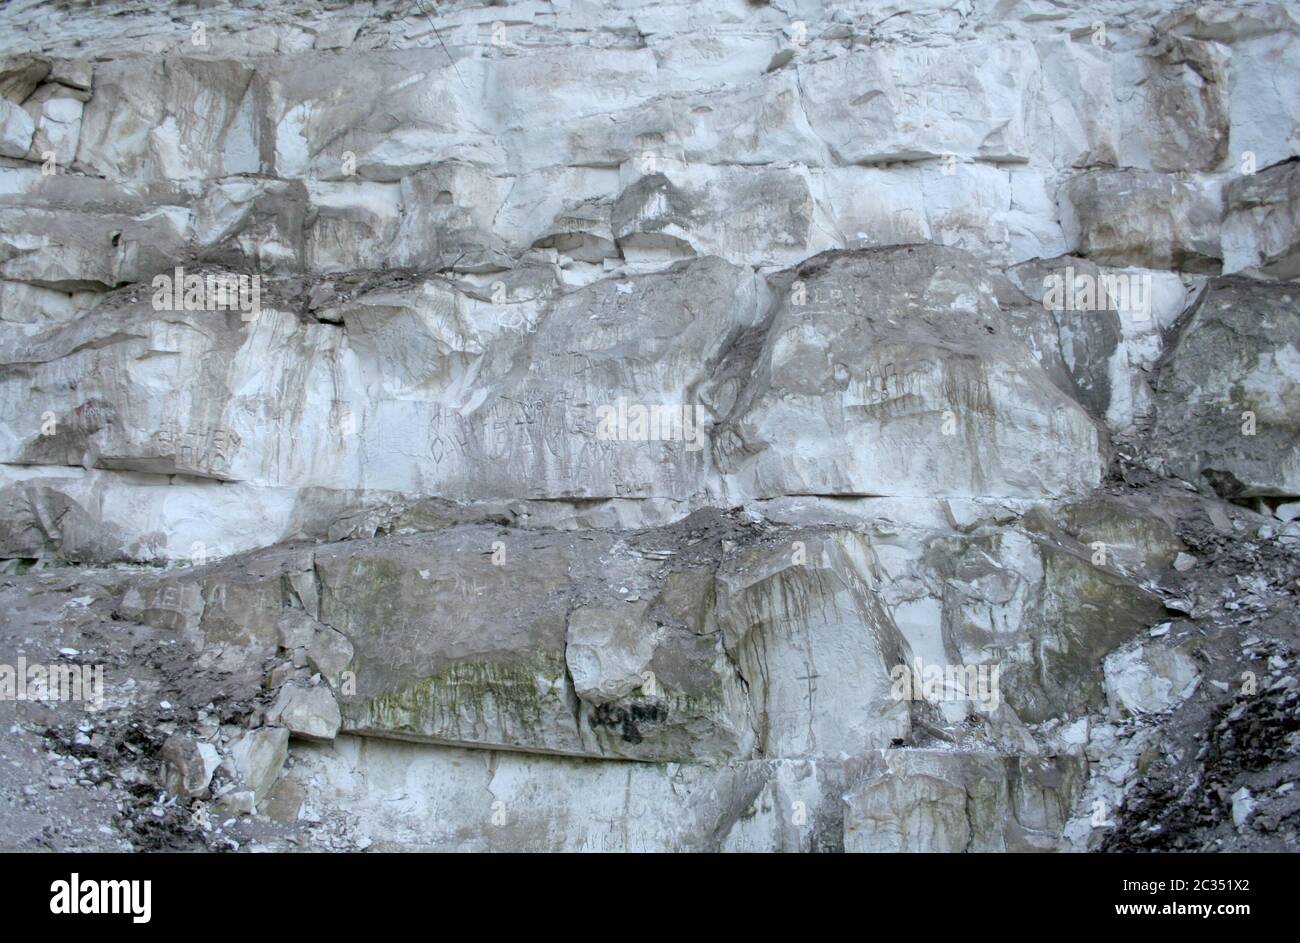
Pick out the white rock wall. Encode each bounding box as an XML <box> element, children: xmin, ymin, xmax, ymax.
<box><xmin>1</xmin><ymin>0</ymin><xmax>1298</xmax><ymax>853</ymax></box>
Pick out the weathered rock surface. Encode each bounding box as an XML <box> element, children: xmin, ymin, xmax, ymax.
<box><xmin>715</xmin><ymin>247</ymin><xmax>1108</xmax><ymax>501</ymax></box>
<box><xmin>267</xmin><ymin>683</ymin><xmax>341</xmax><ymax>742</ymax></box>
<box><xmin>843</xmin><ymin>751</ymin><xmax>1087</xmax><ymax>853</ymax></box>
<box><xmin>1223</xmin><ymin>159</ymin><xmax>1300</xmax><ymax>279</ymax></box>
<box><xmin>1</xmin><ymin>0</ymin><xmax>1298</xmax><ymax>855</ymax></box>
<box><xmin>1004</xmin><ymin>256</ymin><xmax>1197</xmax><ymax>435</ymax></box>
<box><xmin>1152</xmin><ymin>278</ymin><xmax>1300</xmax><ymax>499</ymax></box>
<box><xmin>160</xmin><ymin>735</ymin><xmax>221</xmax><ymax>800</ymax></box>
<box><xmin>922</xmin><ymin>508</ymin><xmax>1170</xmax><ymax>723</ymax></box>
<box><xmin>1103</xmin><ymin>641</ymin><xmax>1200</xmax><ymax>718</ymax></box>
<box><xmin>1062</xmin><ymin>170</ymin><xmax>1223</xmax><ymax>273</ymax></box>
<box><xmin>224</xmin><ymin>726</ymin><xmax>289</xmax><ymax>802</ymax></box>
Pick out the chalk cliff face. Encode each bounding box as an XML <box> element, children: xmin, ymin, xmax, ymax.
<box><xmin>0</xmin><ymin>0</ymin><xmax>1298</xmax><ymax>853</ymax></box>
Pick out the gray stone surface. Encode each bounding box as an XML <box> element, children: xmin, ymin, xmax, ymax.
<box><xmin>1152</xmin><ymin>278</ymin><xmax>1300</xmax><ymax>498</ymax></box>
<box><xmin>0</xmin><ymin>0</ymin><xmax>1297</xmax><ymax>855</ymax></box>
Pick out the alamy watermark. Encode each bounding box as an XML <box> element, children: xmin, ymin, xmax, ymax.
<box><xmin>889</xmin><ymin>657</ymin><xmax>1001</xmax><ymax>713</ymax></box>
<box><xmin>594</xmin><ymin>398</ymin><xmax>707</xmax><ymax>452</ymax></box>
<box><xmin>50</xmin><ymin>873</ymin><xmax>151</xmax><ymax>923</ymax></box>
<box><xmin>1041</xmin><ymin>266</ymin><xmax>1152</xmax><ymax>321</ymax></box>
<box><xmin>0</xmin><ymin>657</ymin><xmax>104</xmax><ymax>710</ymax></box>
<box><xmin>152</xmin><ymin>266</ymin><xmax>263</xmax><ymax>321</ymax></box>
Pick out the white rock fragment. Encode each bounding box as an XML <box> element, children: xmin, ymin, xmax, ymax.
<box><xmin>266</xmin><ymin>683</ymin><xmax>341</xmax><ymax>741</ymax></box>
<box><xmin>160</xmin><ymin>736</ymin><xmax>221</xmax><ymax>800</ymax></box>
<box><xmin>214</xmin><ymin>790</ymin><xmax>257</xmax><ymax>816</ymax></box>
<box><xmin>0</xmin><ymin>99</ymin><xmax>34</xmax><ymax>158</ymax></box>
<box><xmin>1231</xmin><ymin>787</ymin><xmax>1256</xmax><ymax>829</ymax></box>
<box><xmin>225</xmin><ymin>726</ymin><xmax>290</xmax><ymax>800</ymax></box>
<box><xmin>1103</xmin><ymin>643</ymin><xmax>1199</xmax><ymax>718</ymax></box>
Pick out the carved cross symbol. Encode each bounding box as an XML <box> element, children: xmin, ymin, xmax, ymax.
<box><xmin>795</xmin><ymin>670</ymin><xmax>820</xmax><ymax>714</ymax></box>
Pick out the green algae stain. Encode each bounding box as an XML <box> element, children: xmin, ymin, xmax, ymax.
<box><xmin>347</xmin><ymin>654</ymin><xmax>570</xmax><ymax>747</ymax></box>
